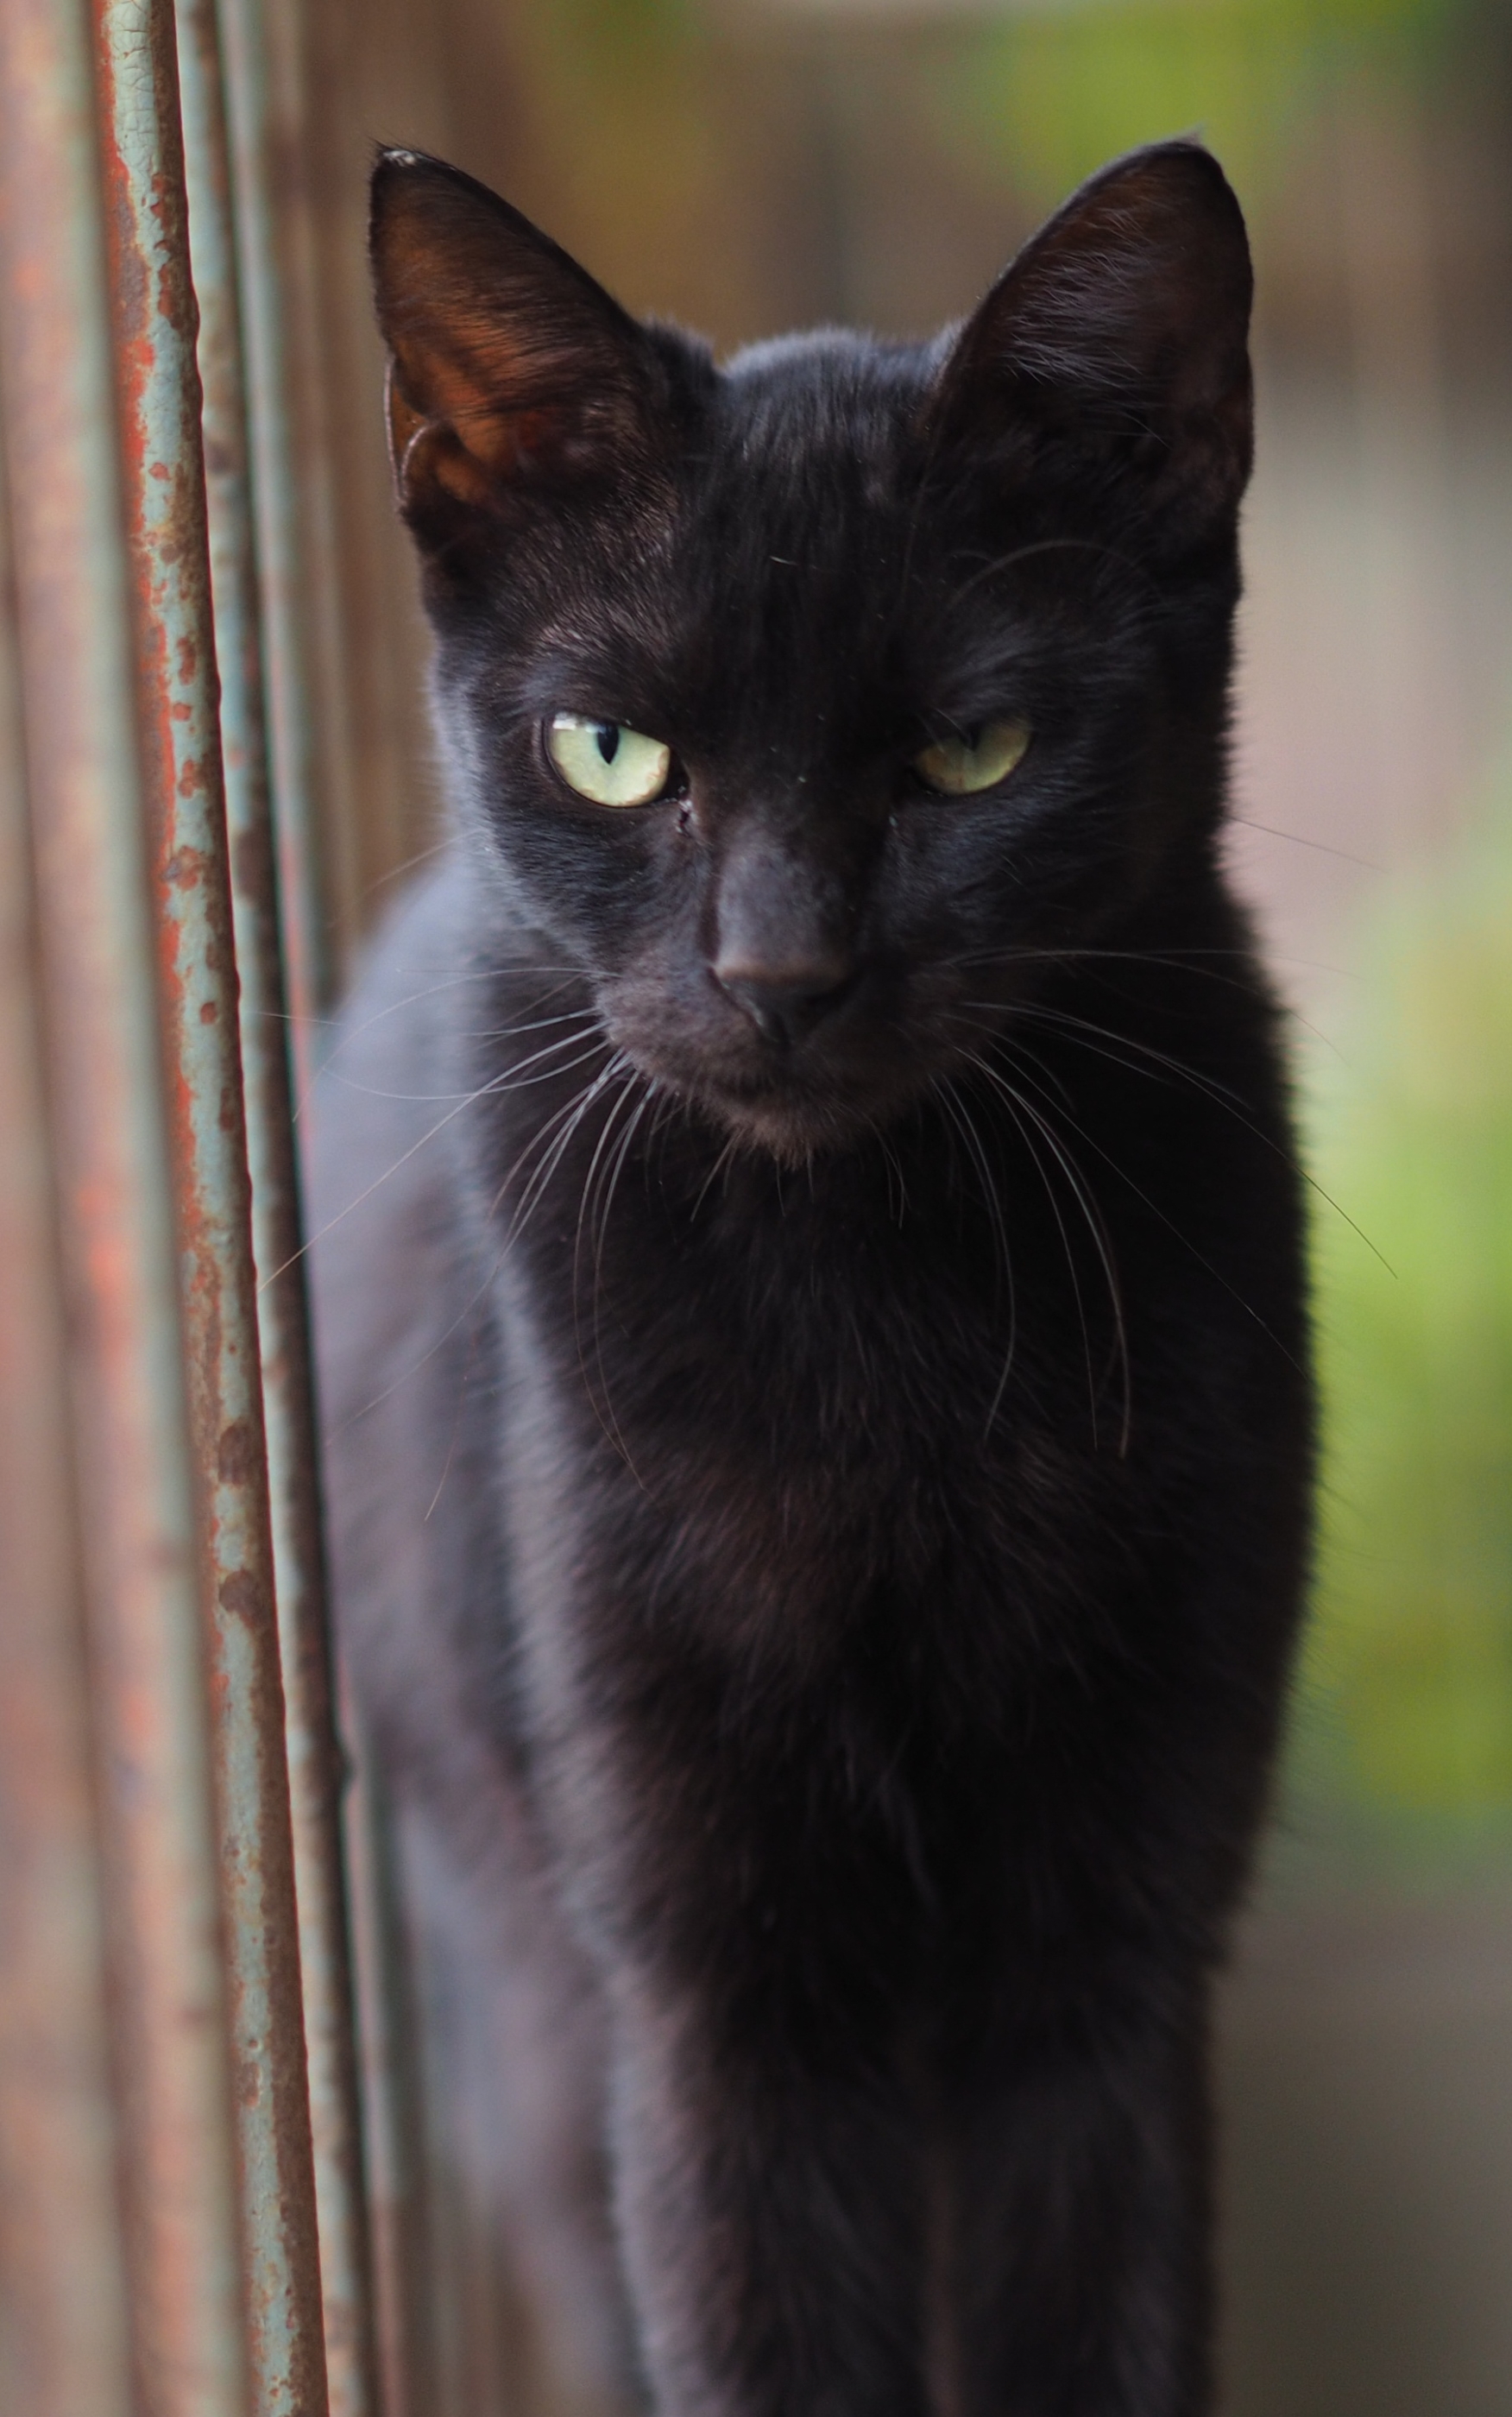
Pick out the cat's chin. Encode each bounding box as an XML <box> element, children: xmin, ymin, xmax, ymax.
<box><xmin>704</xmin><ymin>1091</ymin><xmax>881</xmax><ymax>1167</ymax></box>
<box><xmin>616</xmin><ymin>1030</ymin><xmax>940</xmax><ymax>1165</ymax></box>
<box><xmin>664</xmin><ymin>1064</ymin><xmax>921</xmax><ymax>1167</ymax></box>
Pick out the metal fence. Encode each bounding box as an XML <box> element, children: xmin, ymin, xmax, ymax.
<box><xmin>0</xmin><ymin>0</ymin><xmax>391</xmax><ymax>2408</ymax></box>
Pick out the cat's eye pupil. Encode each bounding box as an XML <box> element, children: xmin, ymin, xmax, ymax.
<box><xmin>912</xmin><ymin>716</ymin><xmax>1030</xmax><ymax>798</ymax></box>
<box><xmin>545</xmin><ymin>710</ymin><xmax>674</xmax><ymax>808</ymax></box>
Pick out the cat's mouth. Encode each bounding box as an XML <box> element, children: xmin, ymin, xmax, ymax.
<box><xmin>600</xmin><ymin>961</ymin><xmax>1012</xmax><ymax>1163</ymax></box>
<box><xmin>612</xmin><ymin>1016</ymin><xmax>965</xmax><ymax>1165</ymax></box>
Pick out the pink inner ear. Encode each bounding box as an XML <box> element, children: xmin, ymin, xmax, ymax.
<box><xmin>372</xmin><ymin>155</ymin><xmax>669</xmax><ymax>526</ymax></box>
<box><xmin>385</xmin><ymin>323</ymin><xmax>573</xmax><ymax>504</ymax></box>
<box><xmin>389</xmin><ymin>403</ymin><xmax>572</xmax><ymax>516</ymax></box>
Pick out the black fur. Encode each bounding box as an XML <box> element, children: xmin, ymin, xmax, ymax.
<box><xmin>312</xmin><ymin>140</ymin><xmax>1312</xmax><ymax>2417</ymax></box>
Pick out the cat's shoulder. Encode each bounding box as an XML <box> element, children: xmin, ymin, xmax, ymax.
<box><xmin>305</xmin><ymin>848</ymin><xmax>498</xmax><ymax>1411</ymax></box>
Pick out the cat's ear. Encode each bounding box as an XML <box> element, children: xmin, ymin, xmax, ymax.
<box><xmin>370</xmin><ymin>148</ymin><xmax>669</xmax><ymax>541</ymax></box>
<box><xmin>928</xmin><ymin>142</ymin><xmax>1253</xmax><ymax>546</ymax></box>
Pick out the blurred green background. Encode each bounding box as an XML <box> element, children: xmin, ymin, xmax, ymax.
<box><xmin>1297</xmin><ymin>779</ymin><xmax>1512</xmax><ymax>1877</ymax></box>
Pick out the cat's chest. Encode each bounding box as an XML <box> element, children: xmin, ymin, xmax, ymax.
<box><xmin>495</xmin><ymin>1234</ymin><xmax>1150</xmax><ymax>1947</ymax></box>
<box><xmin>499</xmin><ymin>1190</ymin><xmax>1135</xmax><ymax>1681</ymax></box>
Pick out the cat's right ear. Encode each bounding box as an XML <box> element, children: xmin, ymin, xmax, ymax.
<box><xmin>925</xmin><ymin>142</ymin><xmax>1253</xmax><ymax>552</ymax></box>
<box><xmin>369</xmin><ymin>148</ymin><xmax>669</xmax><ymax>545</ymax></box>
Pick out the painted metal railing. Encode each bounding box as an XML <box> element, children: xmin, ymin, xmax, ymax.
<box><xmin>0</xmin><ymin>0</ymin><xmax>383</xmax><ymax>2408</ymax></box>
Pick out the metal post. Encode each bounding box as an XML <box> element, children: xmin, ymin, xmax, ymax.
<box><xmin>217</xmin><ymin>0</ymin><xmax>343</xmax><ymax>1072</ymax></box>
<box><xmin>0</xmin><ymin>1</ymin><xmax>250</xmax><ymax>2405</ymax></box>
<box><xmin>89</xmin><ymin>0</ymin><xmax>331</xmax><ymax>2408</ymax></box>
<box><xmin>175</xmin><ymin>2</ymin><xmax>381</xmax><ymax>2409</ymax></box>
<box><xmin>344</xmin><ymin>1762</ymin><xmax>440</xmax><ymax>2417</ymax></box>
<box><xmin>204</xmin><ymin>4</ymin><xmax>432</xmax><ymax>2409</ymax></box>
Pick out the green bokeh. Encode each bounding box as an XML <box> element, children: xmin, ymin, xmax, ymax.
<box><xmin>936</xmin><ymin>0</ymin><xmax>1463</xmax><ymax>212</ymax></box>
<box><xmin>1285</xmin><ymin>779</ymin><xmax>1512</xmax><ymax>1877</ymax></box>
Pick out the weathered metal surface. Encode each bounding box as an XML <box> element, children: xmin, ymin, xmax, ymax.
<box><xmin>345</xmin><ymin>1747</ymin><xmax>441</xmax><ymax>2417</ymax></box>
<box><xmin>177</xmin><ymin>3</ymin><xmax>381</xmax><ymax>2408</ymax></box>
<box><xmin>217</xmin><ymin>0</ymin><xmax>342</xmax><ymax>1071</ymax></box>
<box><xmin>212</xmin><ymin>0</ymin><xmax>439</xmax><ymax>2392</ymax></box>
<box><xmin>0</xmin><ymin>419</ymin><xmax>135</xmax><ymax>2417</ymax></box>
<box><xmin>203</xmin><ymin>0</ymin><xmax>431</xmax><ymax>2401</ymax></box>
<box><xmin>0</xmin><ymin>0</ymin><xmax>249</xmax><ymax>2406</ymax></box>
<box><xmin>90</xmin><ymin>1</ymin><xmax>331</xmax><ymax>2409</ymax></box>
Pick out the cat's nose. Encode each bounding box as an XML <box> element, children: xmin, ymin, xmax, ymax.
<box><xmin>713</xmin><ymin>954</ymin><xmax>854</xmax><ymax>1051</ymax></box>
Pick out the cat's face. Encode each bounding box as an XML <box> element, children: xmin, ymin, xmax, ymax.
<box><xmin>372</xmin><ymin>144</ymin><xmax>1253</xmax><ymax>1159</ymax></box>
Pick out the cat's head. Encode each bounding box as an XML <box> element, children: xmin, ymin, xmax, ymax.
<box><xmin>370</xmin><ymin>142</ymin><xmax>1252</xmax><ymax>1160</ymax></box>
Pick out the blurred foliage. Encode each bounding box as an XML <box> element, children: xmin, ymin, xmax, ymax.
<box><xmin>936</xmin><ymin>0</ymin><xmax>1466</xmax><ymax>211</ymax></box>
<box><xmin>1288</xmin><ymin>774</ymin><xmax>1512</xmax><ymax>1871</ymax></box>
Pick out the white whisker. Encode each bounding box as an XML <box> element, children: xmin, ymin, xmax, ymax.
<box><xmin>930</xmin><ymin>1073</ymin><xmax>1018</xmax><ymax>1435</ymax></box>
<box><xmin>966</xmin><ymin>1051</ymin><xmax>1131</xmax><ymax>1455</ymax></box>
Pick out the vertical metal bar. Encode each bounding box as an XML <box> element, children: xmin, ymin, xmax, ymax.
<box><xmin>87</xmin><ymin>1</ymin><xmax>331</xmax><ymax>2409</ymax></box>
<box><xmin>216</xmin><ymin>0</ymin><xmax>342</xmax><ymax>1066</ymax></box>
<box><xmin>0</xmin><ymin>1</ymin><xmax>249</xmax><ymax>2405</ymax></box>
<box><xmin>346</xmin><ymin>1774</ymin><xmax>441</xmax><ymax>2417</ymax></box>
<box><xmin>175</xmin><ymin>4</ymin><xmax>381</xmax><ymax>2411</ymax></box>
<box><xmin>0</xmin><ymin>421</ymin><xmax>134</xmax><ymax>2417</ymax></box>
<box><xmin>206</xmin><ymin>4</ymin><xmax>431</xmax><ymax>2410</ymax></box>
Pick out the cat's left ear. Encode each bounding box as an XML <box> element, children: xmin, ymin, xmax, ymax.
<box><xmin>369</xmin><ymin>148</ymin><xmax>671</xmax><ymax>543</ymax></box>
<box><xmin>927</xmin><ymin>142</ymin><xmax>1253</xmax><ymax>547</ymax></box>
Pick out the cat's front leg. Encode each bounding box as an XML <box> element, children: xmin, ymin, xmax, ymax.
<box><xmin>598</xmin><ymin>1972</ymin><xmax>1213</xmax><ymax>2417</ymax></box>
<box><xmin>944</xmin><ymin>1991</ymin><xmax>1216</xmax><ymax>2417</ymax></box>
<box><xmin>603</xmin><ymin>1973</ymin><xmax>934</xmax><ymax>2417</ymax></box>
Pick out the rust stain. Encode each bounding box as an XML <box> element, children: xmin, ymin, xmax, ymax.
<box><xmin>217</xmin><ymin>1568</ymin><xmax>264</xmax><ymax>1628</ymax></box>
<box><xmin>162</xmin><ymin>844</ymin><xmax>208</xmax><ymax>889</ymax></box>
<box><xmin>75</xmin><ymin>9</ymin><xmax>338</xmax><ymax>2403</ymax></box>
<box><xmin>216</xmin><ymin>1418</ymin><xmax>258</xmax><ymax>1486</ymax></box>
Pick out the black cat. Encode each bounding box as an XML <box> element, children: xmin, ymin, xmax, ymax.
<box><xmin>312</xmin><ymin>140</ymin><xmax>1312</xmax><ymax>2417</ymax></box>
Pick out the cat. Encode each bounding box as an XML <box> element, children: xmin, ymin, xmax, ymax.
<box><xmin>310</xmin><ymin>137</ymin><xmax>1313</xmax><ymax>2417</ymax></box>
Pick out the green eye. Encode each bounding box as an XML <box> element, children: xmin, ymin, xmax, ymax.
<box><xmin>546</xmin><ymin>713</ymin><xmax>675</xmax><ymax>807</ymax></box>
<box><xmin>914</xmin><ymin>719</ymin><xmax>1030</xmax><ymax>797</ymax></box>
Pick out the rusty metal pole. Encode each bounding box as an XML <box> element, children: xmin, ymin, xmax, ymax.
<box><xmin>216</xmin><ymin>0</ymin><xmax>341</xmax><ymax>1076</ymax></box>
<box><xmin>0</xmin><ymin>1</ymin><xmax>249</xmax><ymax>2407</ymax></box>
<box><xmin>88</xmin><ymin>1</ymin><xmax>332</xmax><ymax>2410</ymax></box>
<box><xmin>203</xmin><ymin>5</ymin><xmax>434</xmax><ymax>2411</ymax></box>
<box><xmin>175</xmin><ymin>3</ymin><xmax>381</xmax><ymax>2409</ymax></box>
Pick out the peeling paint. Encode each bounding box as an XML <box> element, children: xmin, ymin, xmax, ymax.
<box><xmin>91</xmin><ymin>1</ymin><xmax>330</xmax><ymax>2410</ymax></box>
<box><xmin>0</xmin><ymin>0</ymin><xmax>254</xmax><ymax>2403</ymax></box>
<box><xmin>175</xmin><ymin>0</ymin><xmax>381</xmax><ymax>2404</ymax></box>
<box><xmin>217</xmin><ymin>1416</ymin><xmax>257</xmax><ymax>1484</ymax></box>
<box><xmin>218</xmin><ymin>1568</ymin><xmax>261</xmax><ymax>1625</ymax></box>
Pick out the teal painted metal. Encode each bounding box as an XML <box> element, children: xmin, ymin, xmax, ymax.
<box><xmin>0</xmin><ymin>0</ymin><xmax>249</xmax><ymax>2407</ymax></box>
<box><xmin>91</xmin><ymin>1</ymin><xmax>329</xmax><ymax>2409</ymax></box>
<box><xmin>217</xmin><ymin>0</ymin><xmax>339</xmax><ymax>1072</ymax></box>
<box><xmin>176</xmin><ymin>3</ymin><xmax>381</xmax><ymax>2408</ymax></box>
